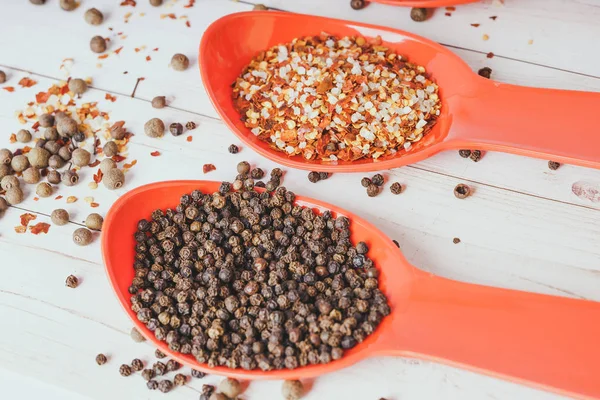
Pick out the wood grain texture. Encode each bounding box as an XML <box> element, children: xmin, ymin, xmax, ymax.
<box><xmin>0</xmin><ymin>0</ymin><xmax>598</xmax><ymax>399</ymax></box>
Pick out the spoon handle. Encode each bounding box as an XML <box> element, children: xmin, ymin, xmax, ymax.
<box><xmin>397</xmin><ymin>276</ymin><xmax>600</xmax><ymax>399</ymax></box>
<box><xmin>445</xmin><ymin>80</ymin><xmax>600</xmax><ymax>169</ymax></box>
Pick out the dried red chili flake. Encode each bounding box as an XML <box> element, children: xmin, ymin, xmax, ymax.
<box><xmin>33</xmin><ymin>197</ymin><xmax>40</xmax><ymax>201</ymax></box>
<box><xmin>471</xmin><ymin>23</ymin><xmax>480</xmax><ymax>27</ymax></box>
<box><xmin>22</xmin><ymin>146</ymin><xmax>32</xmax><ymax>154</ymax></box>
<box><xmin>486</xmin><ymin>52</ymin><xmax>495</xmax><ymax>58</ymax></box>
<box><xmin>153</xmin><ymin>48</ymin><xmax>159</xmax><ymax>51</ymax></box>
<box><xmin>89</xmin><ymin>160</ymin><xmax>101</xmax><ymax>168</ymax></box>
<box><xmin>93</xmin><ymin>169</ymin><xmax>104</xmax><ymax>183</ymax></box>
<box><xmin>123</xmin><ymin>71</ymin><xmax>128</xmax><ymax>74</ymax></box>
<box><xmin>18</xmin><ymin>77</ymin><xmax>37</xmax><ymax>88</ymax></box>
<box><xmin>184</xmin><ymin>0</ymin><xmax>195</xmax><ymax>7</ymax></box>
<box><xmin>20</xmin><ymin>213</ymin><xmax>37</xmax><ymax>227</ymax></box>
<box><xmin>2</xmin><ymin>87</ymin><xmax>15</xmax><ymax>92</ymax></box>
<box><xmin>55</xmin><ymin>195</ymin><xmax>63</xmax><ymax>200</ymax></box>
<box><xmin>146</xmin><ymin>55</ymin><xmax>152</xmax><ymax>61</ymax></box>
<box><xmin>32</xmin><ymin>121</ymin><xmax>40</xmax><ymax>131</ymax></box>
<box><xmin>186</xmin><ymin>136</ymin><xmax>193</xmax><ymax>142</ymax></box>
<box><xmin>9</xmin><ymin>133</ymin><xmax>17</xmax><ymax>143</ymax></box>
<box><xmin>150</xmin><ymin>151</ymin><xmax>161</xmax><ymax>157</ymax></box>
<box><xmin>202</xmin><ymin>164</ymin><xmax>216</xmax><ymax>174</ymax></box>
<box><xmin>185</xmin><ymin>21</ymin><xmax>191</xmax><ymax>28</ymax></box>
<box><xmin>161</xmin><ymin>13</ymin><xmax>176</xmax><ymax>19</ymax></box>
<box><xmin>120</xmin><ymin>0</ymin><xmax>136</xmax><ymax>6</ymax></box>
<box><xmin>489</xmin><ymin>16</ymin><xmax>497</xmax><ymax>20</ymax></box>
<box><xmin>134</xmin><ymin>47</ymin><xmax>141</xmax><ymax>53</ymax></box>
<box><xmin>112</xmin><ymin>155</ymin><xmax>126</xmax><ymax>162</ymax></box>
<box><xmin>90</xmin><ymin>202</ymin><xmax>100</xmax><ymax>208</ymax></box>
<box><xmin>98</xmin><ymin>54</ymin><xmax>109</xmax><ymax>60</ymax></box>
<box><xmin>14</xmin><ymin>226</ymin><xmax>27</xmax><ymax>234</ymax></box>
<box><xmin>30</xmin><ymin>222</ymin><xmax>51</xmax><ymax>235</ymax></box>
<box><xmin>105</xmin><ymin>93</ymin><xmax>117</xmax><ymax>102</ymax></box>
<box><xmin>114</xmin><ymin>46</ymin><xmax>124</xmax><ymax>55</ymax></box>
<box><xmin>123</xmin><ymin>159</ymin><xmax>137</xmax><ymax>169</ymax></box>
<box><xmin>445</xmin><ymin>6</ymin><xmax>456</xmax><ymax>11</ymax></box>
<box><xmin>444</xmin><ymin>12</ymin><xmax>452</xmax><ymax>16</ymax></box>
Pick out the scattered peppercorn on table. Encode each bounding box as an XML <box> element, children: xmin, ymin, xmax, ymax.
<box><xmin>0</xmin><ymin>1</ymin><xmax>599</xmax><ymax>399</ymax></box>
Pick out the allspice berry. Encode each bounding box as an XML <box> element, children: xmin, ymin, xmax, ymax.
<box><xmin>55</xmin><ymin>111</ymin><xmax>68</xmax><ymax>122</ymax></box>
<box><xmin>11</xmin><ymin>155</ymin><xmax>29</xmax><ymax>172</ymax></box>
<box><xmin>49</xmin><ymin>155</ymin><xmax>65</xmax><ymax>169</ymax></box>
<box><xmin>90</xmin><ymin>35</ymin><xmax>107</xmax><ymax>53</ymax></box>
<box><xmin>5</xmin><ymin>187</ymin><xmax>24</xmax><ymax>205</ymax></box>
<box><xmin>103</xmin><ymin>168</ymin><xmax>125</xmax><ymax>190</ymax></box>
<box><xmin>110</xmin><ymin>125</ymin><xmax>126</xmax><ymax>140</ymax></box>
<box><xmin>0</xmin><ymin>197</ymin><xmax>8</xmax><ymax>212</ymax></box>
<box><xmin>39</xmin><ymin>113</ymin><xmax>55</xmax><ymax>128</ymax></box>
<box><xmin>44</xmin><ymin>127</ymin><xmax>59</xmax><ymax>141</ymax></box>
<box><xmin>69</xmin><ymin>78</ymin><xmax>88</xmax><ymax>95</ymax></box>
<box><xmin>1</xmin><ymin>175</ymin><xmax>20</xmax><ymax>191</ymax></box>
<box><xmin>47</xmin><ymin>170</ymin><xmax>61</xmax><ymax>184</ymax></box>
<box><xmin>150</xmin><ymin>0</ymin><xmax>163</xmax><ymax>6</ymax></box>
<box><xmin>0</xmin><ymin>148</ymin><xmax>12</xmax><ymax>164</ymax></box>
<box><xmin>72</xmin><ymin>148</ymin><xmax>91</xmax><ymax>167</ymax></box>
<box><xmin>0</xmin><ymin>70</ymin><xmax>5</xmax><ymax>84</ymax></box>
<box><xmin>103</xmin><ymin>141</ymin><xmax>118</xmax><ymax>157</ymax></box>
<box><xmin>86</xmin><ymin>213</ymin><xmax>103</xmax><ymax>230</ymax></box>
<box><xmin>282</xmin><ymin>380</ymin><xmax>304</xmax><ymax>400</ymax></box>
<box><xmin>454</xmin><ymin>183</ymin><xmax>471</xmax><ymax>199</ymax></box>
<box><xmin>51</xmin><ymin>209</ymin><xmax>69</xmax><ymax>225</ymax></box>
<box><xmin>410</xmin><ymin>7</ymin><xmax>428</xmax><ymax>22</ymax></box>
<box><xmin>171</xmin><ymin>53</ymin><xmax>189</xmax><ymax>71</ymax></box>
<box><xmin>218</xmin><ymin>378</ymin><xmax>242</xmax><ymax>398</ymax></box>
<box><xmin>36</xmin><ymin>182</ymin><xmax>53</xmax><ymax>198</ymax></box>
<box><xmin>209</xmin><ymin>394</ymin><xmax>228</xmax><ymax>400</ymax></box>
<box><xmin>65</xmin><ymin>274</ymin><xmax>79</xmax><ymax>288</ymax></box>
<box><xmin>0</xmin><ymin>164</ymin><xmax>11</xmax><ymax>180</ymax></box>
<box><xmin>144</xmin><ymin>118</ymin><xmax>165</xmax><ymax>138</ymax></box>
<box><xmin>44</xmin><ymin>141</ymin><xmax>62</xmax><ymax>155</ymax></box>
<box><xmin>62</xmin><ymin>170</ymin><xmax>79</xmax><ymax>186</ymax></box>
<box><xmin>73</xmin><ymin>228</ymin><xmax>93</xmax><ymax>246</ymax></box>
<box><xmin>23</xmin><ymin>167</ymin><xmax>41</xmax><ymax>184</ymax></box>
<box><xmin>151</xmin><ymin>96</ymin><xmax>166</xmax><ymax>109</ymax></box>
<box><xmin>130</xmin><ymin>327</ymin><xmax>146</xmax><ymax>343</ymax></box>
<box><xmin>253</xmin><ymin>4</ymin><xmax>268</xmax><ymax>10</ymax></box>
<box><xmin>84</xmin><ymin>8</ymin><xmax>103</xmax><ymax>25</ymax></box>
<box><xmin>57</xmin><ymin>117</ymin><xmax>78</xmax><ymax>137</ymax></box>
<box><xmin>99</xmin><ymin>158</ymin><xmax>117</xmax><ymax>174</ymax></box>
<box><xmin>60</xmin><ymin>0</ymin><xmax>77</xmax><ymax>11</ymax></box>
<box><xmin>16</xmin><ymin>129</ymin><xmax>32</xmax><ymax>143</ymax></box>
<box><xmin>237</xmin><ymin>161</ymin><xmax>250</xmax><ymax>174</ymax></box>
<box><xmin>28</xmin><ymin>147</ymin><xmax>51</xmax><ymax>168</ymax></box>
<box><xmin>58</xmin><ymin>146</ymin><xmax>72</xmax><ymax>161</ymax></box>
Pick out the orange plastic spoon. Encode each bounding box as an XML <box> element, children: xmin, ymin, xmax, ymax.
<box><xmin>103</xmin><ymin>181</ymin><xmax>600</xmax><ymax>399</ymax></box>
<box><xmin>200</xmin><ymin>12</ymin><xmax>600</xmax><ymax>172</ymax></box>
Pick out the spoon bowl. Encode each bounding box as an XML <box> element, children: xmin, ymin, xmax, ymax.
<box><xmin>200</xmin><ymin>12</ymin><xmax>600</xmax><ymax>171</ymax></box>
<box><xmin>103</xmin><ymin>181</ymin><xmax>600</xmax><ymax>398</ymax></box>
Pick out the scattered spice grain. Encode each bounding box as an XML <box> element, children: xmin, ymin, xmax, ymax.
<box><xmin>23</xmin><ymin>167</ymin><xmax>41</xmax><ymax>184</ymax></box>
<box><xmin>253</xmin><ymin>3</ymin><xmax>268</xmax><ymax>10</ymax></box>
<box><xmin>282</xmin><ymin>380</ymin><xmax>304</xmax><ymax>400</ymax></box>
<box><xmin>219</xmin><ymin>378</ymin><xmax>242</xmax><ymax>398</ymax></box>
<box><xmin>103</xmin><ymin>168</ymin><xmax>125</xmax><ymax>190</ymax></box>
<box><xmin>173</xmin><ymin>373</ymin><xmax>187</xmax><ymax>386</ymax></box>
<box><xmin>158</xmin><ymin>379</ymin><xmax>173</xmax><ymax>393</ymax></box>
<box><xmin>147</xmin><ymin>380</ymin><xmax>159</xmax><ymax>390</ymax></box>
<box><xmin>169</xmin><ymin>122</ymin><xmax>184</xmax><ymax>136</ymax></box>
<box><xmin>390</xmin><ymin>182</ymin><xmax>402</xmax><ymax>194</ymax></box>
<box><xmin>185</xmin><ymin>121</ymin><xmax>197</xmax><ymax>130</ymax></box>
<box><xmin>142</xmin><ymin>369</ymin><xmax>155</xmax><ymax>381</ymax></box>
<box><xmin>371</xmin><ymin>174</ymin><xmax>384</xmax><ymax>186</ymax></box>
<box><xmin>454</xmin><ymin>183</ymin><xmax>471</xmax><ymax>199</ymax></box>
<box><xmin>548</xmin><ymin>161</ymin><xmax>560</xmax><ymax>170</ymax></box>
<box><xmin>5</xmin><ymin>187</ymin><xmax>24</xmax><ymax>205</ymax></box>
<box><xmin>96</xmin><ymin>354</ymin><xmax>107</xmax><ymax>365</ymax></box>
<box><xmin>65</xmin><ymin>275</ymin><xmax>79</xmax><ymax>288</ymax></box>
<box><xmin>103</xmin><ymin>141</ymin><xmax>118</xmax><ymax>157</ymax></box>
<box><xmin>51</xmin><ymin>209</ymin><xmax>69</xmax><ymax>225</ymax></box>
<box><xmin>36</xmin><ymin>182</ymin><xmax>53</xmax><ymax>198</ymax></box>
<box><xmin>470</xmin><ymin>150</ymin><xmax>482</xmax><ymax>162</ymax></box>
<box><xmin>453</xmin><ymin>238</ymin><xmax>461</xmax><ymax>244</ymax></box>
<box><xmin>84</xmin><ymin>8</ymin><xmax>104</xmax><ymax>25</ymax></box>
<box><xmin>155</xmin><ymin>349</ymin><xmax>166</xmax><ymax>358</ymax></box>
<box><xmin>91</xmin><ymin>36</ymin><xmax>107</xmax><ymax>53</ymax></box>
<box><xmin>145</xmin><ymin>118</ymin><xmax>165</xmax><ymax>138</ymax></box>
<box><xmin>69</xmin><ymin>78</ymin><xmax>88</xmax><ymax>95</ymax></box>
<box><xmin>130</xmin><ymin>327</ymin><xmax>146</xmax><ymax>343</ymax></box>
<box><xmin>131</xmin><ymin>359</ymin><xmax>144</xmax><ymax>371</ymax></box>
<box><xmin>308</xmin><ymin>171</ymin><xmax>320</xmax><ymax>183</ymax></box>
<box><xmin>171</xmin><ymin>54</ymin><xmax>190</xmax><ymax>71</ymax></box>
<box><xmin>228</xmin><ymin>144</ymin><xmax>239</xmax><ymax>154</ymax></box>
<box><xmin>191</xmin><ymin>369</ymin><xmax>207</xmax><ymax>378</ymax></box>
<box><xmin>119</xmin><ymin>364</ymin><xmax>132</xmax><ymax>377</ymax></box>
<box><xmin>152</xmin><ymin>96</ymin><xmax>166</xmax><ymax>109</ymax></box>
<box><xmin>410</xmin><ymin>7</ymin><xmax>428</xmax><ymax>22</ymax></box>
<box><xmin>86</xmin><ymin>213</ymin><xmax>103</xmax><ymax>230</ymax></box>
<box><xmin>478</xmin><ymin>67</ymin><xmax>492</xmax><ymax>79</ymax></box>
<box><xmin>73</xmin><ymin>228</ymin><xmax>93</xmax><ymax>246</ymax></box>
<box><xmin>60</xmin><ymin>0</ymin><xmax>77</xmax><ymax>11</ymax></box>
<box><xmin>17</xmin><ymin>129</ymin><xmax>32</xmax><ymax>143</ymax></box>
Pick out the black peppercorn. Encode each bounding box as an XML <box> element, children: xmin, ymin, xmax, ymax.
<box><xmin>65</xmin><ymin>275</ymin><xmax>78</xmax><ymax>288</ymax></box>
<box><xmin>173</xmin><ymin>373</ymin><xmax>187</xmax><ymax>386</ymax></box>
<box><xmin>371</xmin><ymin>174</ymin><xmax>384</xmax><ymax>186</ymax></box>
<box><xmin>390</xmin><ymin>182</ymin><xmax>402</xmax><ymax>194</ymax></box>
<box><xmin>458</xmin><ymin>149</ymin><xmax>471</xmax><ymax>158</ymax></box>
<box><xmin>228</xmin><ymin>144</ymin><xmax>239</xmax><ymax>154</ymax></box>
<box><xmin>478</xmin><ymin>67</ymin><xmax>492</xmax><ymax>79</ymax></box>
<box><xmin>548</xmin><ymin>161</ymin><xmax>560</xmax><ymax>170</ymax></box>
<box><xmin>192</xmin><ymin>369</ymin><xmax>207</xmax><ymax>378</ymax></box>
<box><xmin>95</xmin><ymin>354</ymin><xmax>107</xmax><ymax>365</ymax></box>
<box><xmin>308</xmin><ymin>171</ymin><xmax>320</xmax><ymax>183</ymax></box>
<box><xmin>454</xmin><ymin>183</ymin><xmax>471</xmax><ymax>199</ymax></box>
<box><xmin>131</xmin><ymin>358</ymin><xmax>144</xmax><ymax>371</ymax></box>
<box><xmin>366</xmin><ymin>184</ymin><xmax>379</xmax><ymax>197</ymax></box>
<box><xmin>119</xmin><ymin>364</ymin><xmax>132</xmax><ymax>377</ymax></box>
<box><xmin>470</xmin><ymin>150</ymin><xmax>482</xmax><ymax>162</ymax></box>
<box><xmin>169</xmin><ymin>122</ymin><xmax>184</xmax><ymax>136</ymax></box>
<box><xmin>360</xmin><ymin>177</ymin><xmax>371</xmax><ymax>187</ymax></box>
<box><xmin>147</xmin><ymin>380</ymin><xmax>159</xmax><ymax>390</ymax></box>
<box><xmin>142</xmin><ymin>368</ymin><xmax>155</xmax><ymax>381</ymax></box>
<box><xmin>319</xmin><ymin>172</ymin><xmax>329</xmax><ymax>180</ymax></box>
<box><xmin>251</xmin><ymin>168</ymin><xmax>265</xmax><ymax>179</ymax></box>
<box><xmin>158</xmin><ymin>379</ymin><xmax>173</xmax><ymax>393</ymax></box>
<box><xmin>166</xmin><ymin>359</ymin><xmax>180</xmax><ymax>372</ymax></box>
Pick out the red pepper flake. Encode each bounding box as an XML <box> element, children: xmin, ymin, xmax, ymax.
<box><xmin>2</xmin><ymin>86</ymin><xmax>15</xmax><ymax>92</ymax></box>
<box><xmin>150</xmin><ymin>151</ymin><xmax>161</xmax><ymax>157</ymax></box>
<box><xmin>471</xmin><ymin>23</ymin><xmax>480</xmax><ymax>27</ymax></box>
<box><xmin>184</xmin><ymin>0</ymin><xmax>195</xmax><ymax>7</ymax></box>
<box><xmin>445</xmin><ymin>6</ymin><xmax>456</xmax><ymax>11</ymax></box>
<box><xmin>27</xmin><ymin>101</ymin><xmax>34</xmax><ymax>106</ymax></box>
<box><xmin>18</xmin><ymin>77</ymin><xmax>37</xmax><ymax>88</ymax></box>
<box><xmin>90</xmin><ymin>202</ymin><xmax>100</xmax><ymax>208</ymax></box>
<box><xmin>134</xmin><ymin>47</ymin><xmax>141</xmax><ymax>53</ymax></box>
<box><xmin>20</xmin><ymin>213</ymin><xmax>37</xmax><ymax>227</ymax></box>
<box><xmin>444</xmin><ymin>12</ymin><xmax>452</xmax><ymax>16</ymax></box>
<box><xmin>146</xmin><ymin>55</ymin><xmax>151</xmax><ymax>61</ymax></box>
<box><xmin>114</xmin><ymin>46</ymin><xmax>124</xmax><ymax>55</ymax></box>
<box><xmin>55</xmin><ymin>195</ymin><xmax>63</xmax><ymax>200</ymax></box>
<box><xmin>153</xmin><ymin>48</ymin><xmax>159</xmax><ymax>51</ymax></box>
<box><xmin>21</xmin><ymin>146</ymin><xmax>32</xmax><ymax>154</ymax></box>
<box><xmin>186</xmin><ymin>21</ymin><xmax>191</xmax><ymax>28</ymax></box>
<box><xmin>88</xmin><ymin>160</ymin><xmax>101</xmax><ymax>168</ymax></box>
<box><xmin>32</xmin><ymin>121</ymin><xmax>40</xmax><ymax>131</ymax></box>
<box><xmin>203</xmin><ymin>164</ymin><xmax>216</xmax><ymax>174</ymax></box>
<box><xmin>98</xmin><ymin>54</ymin><xmax>109</xmax><ymax>59</ymax></box>
<box><xmin>486</xmin><ymin>52</ymin><xmax>495</xmax><ymax>58</ymax></box>
<box><xmin>120</xmin><ymin>0</ymin><xmax>136</xmax><ymax>6</ymax></box>
<box><xmin>112</xmin><ymin>155</ymin><xmax>126</xmax><ymax>162</ymax></box>
<box><xmin>9</xmin><ymin>133</ymin><xmax>17</xmax><ymax>143</ymax></box>
<box><xmin>93</xmin><ymin>169</ymin><xmax>104</xmax><ymax>183</ymax></box>
<box><xmin>33</xmin><ymin>197</ymin><xmax>39</xmax><ymax>201</ymax></box>
<box><xmin>14</xmin><ymin>226</ymin><xmax>27</xmax><ymax>234</ymax></box>
<box><xmin>186</xmin><ymin>136</ymin><xmax>193</xmax><ymax>142</ymax></box>
<box><xmin>30</xmin><ymin>222</ymin><xmax>51</xmax><ymax>235</ymax></box>
<box><xmin>489</xmin><ymin>16</ymin><xmax>497</xmax><ymax>20</ymax></box>
<box><xmin>105</xmin><ymin>93</ymin><xmax>117</xmax><ymax>102</ymax></box>
<box><xmin>123</xmin><ymin>159</ymin><xmax>137</xmax><ymax>169</ymax></box>
<box><xmin>161</xmin><ymin>13</ymin><xmax>176</xmax><ymax>19</ymax></box>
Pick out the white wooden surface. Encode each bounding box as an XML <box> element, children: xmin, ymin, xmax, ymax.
<box><xmin>0</xmin><ymin>0</ymin><xmax>599</xmax><ymax>399</ymax></box>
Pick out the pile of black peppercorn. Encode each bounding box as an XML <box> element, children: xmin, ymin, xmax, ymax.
<box><xmin>129</xmin><ymin>171</ymin><xmax>390</xmax><ymax>371</ymax></box>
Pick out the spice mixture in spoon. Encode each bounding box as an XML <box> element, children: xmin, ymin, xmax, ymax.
<box><xmin>232</xmin><ymin>34</ymin><xmax>441</xmax><ymax>162</ymax></box>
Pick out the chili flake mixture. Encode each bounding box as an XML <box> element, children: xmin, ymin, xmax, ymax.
<box><xmin>232</xmin><ymin>34</ymin><xmax>441</xmax><ymax>162</ymax></box>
